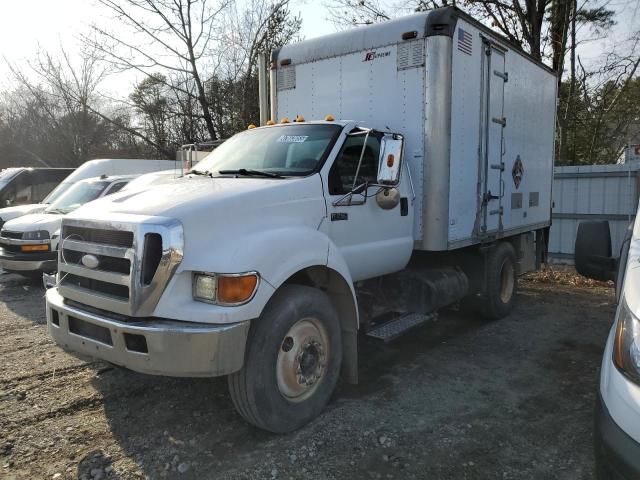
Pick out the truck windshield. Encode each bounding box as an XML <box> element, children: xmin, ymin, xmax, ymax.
<box><xmin>45</xmin><ymin>180</ymin><xmax>110</xmax><ymax>215</ymax></box>
<box><xmin>42</xmin><ymin>181</ymin><xmax>73</xmax><ymax>204</ymax></box>
<box><xmin>195</xmin><ymin>124</ymin><xmax>342</xmax><ymax>177</ymax></box>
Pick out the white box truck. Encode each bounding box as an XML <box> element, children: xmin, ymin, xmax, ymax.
<box><xmin>45</xmin><ymin>7</ymin><xmax>556</xmax><ymax>432</ymax></box>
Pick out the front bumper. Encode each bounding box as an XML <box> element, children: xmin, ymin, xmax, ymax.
<box><xmin>595</xmin><ymin>392</ymin><xmax>640</xmax><ymax>479</ymax></box>
<box><xmin>0</xmin><ymin>248</ymin><xmax>56</xmax><ymax>273</ymax></box>
<box><xmin>46</xmin><ymin>288</ymin><xmax>250</xmax><ymax>377</ymax></box>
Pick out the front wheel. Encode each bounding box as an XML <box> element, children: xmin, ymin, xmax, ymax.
<box><xmin>228</xmin><ymin>284</ymin><xmax>342</xmax><ymax>433</ymax></box>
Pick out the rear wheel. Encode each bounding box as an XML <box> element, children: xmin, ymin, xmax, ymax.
<box><xmin>228</xmin><ymin>284</ymin><xmax>342</xmax><ymax>433</ymax></box>
<box><xmin>480</xmin><ymin>241</ymin><xmax>517</xmax><ymax>319</ymax></box>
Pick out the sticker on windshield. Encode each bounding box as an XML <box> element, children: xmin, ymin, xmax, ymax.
<box><xmin>277</xmin><ymin>135</ymin><xmax>308</xmax><ymax>143</ymax></box>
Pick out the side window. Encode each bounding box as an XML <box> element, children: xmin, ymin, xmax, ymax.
<box><xmin>31</xmin><ymin>170</ymin><xmax>62</xmax><ymax>203</ymax></box>
<box><xmin>11</xmin><ymin>171</ymin><xmax>34</xmax><ymax>205</ymax></box>
<box><xmin>105</xmin><ymin>182</ymin><xmax>127</xmax><ymax>195</ymax></box>
<box><xmin>328</xmin><ymin>135</ymin><xmax>380</xmax><ymax>196</ymax></box>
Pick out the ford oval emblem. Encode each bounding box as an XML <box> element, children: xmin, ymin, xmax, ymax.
<box><xmin>81</xmin><ymin>254</ymin><xmax>100</xmax><ymax>270</ymax></box>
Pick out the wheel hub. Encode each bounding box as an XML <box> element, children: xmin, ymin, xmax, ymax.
<box><xmin>296</xmin><ymin>340</ymin><xmax>325</xmax><ymax>386</ymax></box>
<box><xmin>276</xmin><ymin>318</ymin><xmax>329</xmax><ymax>402</ymax></box>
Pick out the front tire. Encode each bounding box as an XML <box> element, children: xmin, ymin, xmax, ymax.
<box><xmin>228</xmin><ymin>284</ymin><xmax>342</xmax><ymax>433</ymax></box>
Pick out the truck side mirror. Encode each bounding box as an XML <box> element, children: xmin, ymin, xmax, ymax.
<box><xmin>377</xmin><ymin>133</ymin><xmax>404</xmax><ymax>185</ymax></box>
<box><xmin>575</xmin><ymin>221</ymin><xmax>617</xmax><ymax>282</ymax></box>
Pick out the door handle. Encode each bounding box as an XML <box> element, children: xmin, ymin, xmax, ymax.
<box><xmin>483</xmin><ymin>191</ymin><xmax>499</xmax><ymax>203</ymax></box>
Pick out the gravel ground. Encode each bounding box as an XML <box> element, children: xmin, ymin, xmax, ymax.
<box><xmin>0</xmin><ymin>271</ymin><xmax>615</xmax><ymax>479</ymax></box>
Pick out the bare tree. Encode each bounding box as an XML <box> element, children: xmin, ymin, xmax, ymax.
<box><xmin>4</xmin><ymin>45</ymin><xmax>171</xmax><ymax>165</ymax></box>
<box><xmin>85</xmin><ymin>0</ymin><xmax>228</xmax><ymax>141</ymax></box>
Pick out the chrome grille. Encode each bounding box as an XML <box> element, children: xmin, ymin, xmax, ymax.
<box><xmin>1</xmin><ymin>230</ymin><xmax>23</xmax><ymax>240</ymax></box>
<box><xmin>62</xmin><ymin>225</ymin><xmax>133</xmax><ymax>247</ymax></box>
<box><xmin>57</xmin><ymin>215</ymin><xmax>183</xmax><ymax>317</ymax></box>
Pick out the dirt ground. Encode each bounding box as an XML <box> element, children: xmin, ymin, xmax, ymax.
<box><xmin>0</xmin><ymin>270</ymin><xmax>615</xmax><ymax>480</ymax></box>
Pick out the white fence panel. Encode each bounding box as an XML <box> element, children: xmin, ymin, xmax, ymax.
<box><xmin>549</xmin><ymin>164</ymin><xmax>639</xmax><ymax>263</ymax></box>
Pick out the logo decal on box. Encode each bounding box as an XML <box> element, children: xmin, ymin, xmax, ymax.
<box><xmin>512</xmin><ymin>155</ymin><xmax>524</xmax><ymax>189</ymax></box>
<box><xmin>363</xmin><ymin>50</ymin><xmax>391</xmax><ymax>62</ymax></box>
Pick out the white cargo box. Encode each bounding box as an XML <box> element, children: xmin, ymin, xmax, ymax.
<box><xmin>271</xmin><ymin>7</ymin><xmax>556</xmax><ymax>251</ymax></box>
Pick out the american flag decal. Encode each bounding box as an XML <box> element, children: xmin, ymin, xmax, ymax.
<box><xmin>457</xmin><ymin>28</ymin><xmax>473</xmax><ymax>55</ymax></box>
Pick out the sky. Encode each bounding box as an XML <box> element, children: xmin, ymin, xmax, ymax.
<box><xmin>0</xmin><ymin>0</ymin><xmax>637</xmax><ymax>93</ymax></box>
<box><xmin>0</xmin><ymin>0</ymin><xmax>337</xmax><ymax>92</ymax></box>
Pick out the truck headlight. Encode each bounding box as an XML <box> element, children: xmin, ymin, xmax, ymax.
<box><xmin>22</xmin><ymin>230</ymin><xmax>50</xmax><ymax>241</ymax></box>
<box><xmin>613</xmin><ymin>298</ymin><xmax>640</xmax><ymax>385</ymax></box>
<box><xmin>193</xmin><ymin>272</ymin><xmax>259</xmax><ymax>306</ymax></box>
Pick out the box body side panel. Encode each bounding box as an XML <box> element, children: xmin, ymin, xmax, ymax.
<box><xmin>499</xmin><ymin>42</ymin><xmax>556</xmax><ymax>234</ymax></box>
<box><xmin>447</xmin><ymin>19</ymin><xmax>555</xmax><ymax>246</ymax></box>
<box><xmin>448</xmin><ymin>19</ymin><xmax>484</xmax><ymax>243</ymax></box>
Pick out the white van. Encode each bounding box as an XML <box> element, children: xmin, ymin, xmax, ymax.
<box><xmin>0</xmin><ymin>159</ymin><xmax>179</xmax><ymax>226</ymax></box>
<box><xmin>575</xmin><ymin>220</ymin><xmax>640</xmax><ymax>478</ymax></box>
<box><xmin>0</xmin><ymin>174</ymin><xmax>138</xmax><ymax>277</ymax></box>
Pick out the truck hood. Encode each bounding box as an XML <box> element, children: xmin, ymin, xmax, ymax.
<box><xmin>0</xmin><ymin>204</ymin><xmax>47</xmax><ymax>222</ymax></box>
<box><xmin>69</xmin><ymin>175</ymin><xmax>325</xmax><ymax>220</ymax></box>
<box><xmin>1</xmin><ymin>212</ymin><xmax>62</xmax><ymax>235</ymax></box>
<box><xmin>66</xmin><ymin>175</ymin><xmax>328</xmax><ymax>274</ymax></box>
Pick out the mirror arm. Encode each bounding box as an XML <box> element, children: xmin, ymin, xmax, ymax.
<box><xmin>351</xmin><ymin>130</ymin><xmax>370</xmax><ymax>192</ymax></box>
<box><xmin>404</xmin><ymin>160</ymin><xmax>415</xmax><ymax>201</ymax></box>
<box><xmin>332</xmin><ymin>182</ymin><xmax>370</xmax><ymax>207</ymax></box>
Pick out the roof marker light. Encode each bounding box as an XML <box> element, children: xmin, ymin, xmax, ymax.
<box><xmin>402</xmin><ymin>31</ymin><xmax>418</xmax><ymax>40</ymax></box>
<box><xmin>295</xmin><ymin>115</ymin><xmax>305</xmax><ymax>122</ymax></box>
<box><xmin>280</xmin><ymin>58</ymin><xmax>292</xmax><ymax>66</ymax></box>
<box><xmin>324</xmin><ymin>114</ymin><xmax>335</xmax><ymax>121</ymax></box>
<box><xmin>280</xmin><ymin>117</ymin><xmax>290</xmax><ymax>123</ymax></box>
<box><xmin>266</xmin><ymin>120</ymin><xmax>276</xmax><ymax>125</ymax></box>
<box><xmin>247</xmin><ymin>124</ymin><xmax>256</xmax><ymax>129</ymax></box>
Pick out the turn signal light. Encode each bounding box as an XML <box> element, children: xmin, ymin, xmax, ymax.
<box><xmin>21</xmin><ymin>244</ymin><xmax>49</xmax><ymax>252</ymax></box>
<box><xmin>387</xmin><ymin>154</ymin><xmax>395</xmax><ymax>167</ymax></box>
<box><xmin>217</xmin><ymin>274</ymin><xmax>259</xmax><ymax>305</ymax></box>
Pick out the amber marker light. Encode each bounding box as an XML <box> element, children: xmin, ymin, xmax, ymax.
<box><xmin>247</xmin><ymin>124</ymin><xmax>256</xmax><ymax>129</ymax></box>
<box><xmin>295</xmin><ymin>115</ymin><xmax>305</xmax><ymax>122</ymax></box>
<box><xmin>266</xmin><ymin>120</ymin><xmax>276</xmax><ymax>125</ymax></box>
<box><xmin>217</xmin><ymin>274</ymin><xmax>259</xmax><ymax>305</ymax></box>
<box><xmin>324</xmin><ymin>114</ymin><xmax>335</xmax><ymax>121</ymax></box>
<box><xmin>387</xmin><ymin>154</ymin><xmax>395</xmax><ymax>167</ymax></box>
<box><xmin>280</xmin><ymin>117</ymin><xmax>290</xmax><ymax>123</ymax></box>
<box><xmin>21</xmin><ymin>244</ymin><xmax>49</xmax><ymax>252</ymax></box>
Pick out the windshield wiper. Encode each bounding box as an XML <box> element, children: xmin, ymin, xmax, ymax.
<box><xmin>218</xmin><ymin>168</ymin><xmax>284</xmax><ymax>179</ymax></box>
<box><xmin>187</xmin><ymin>169</ymin><xmax>211</xmax><ymax>176</ymax></box>
<box><xmin>47</xmin><ymin>208</ymin><xmax>68</xmax><ymax>215</ymax></box>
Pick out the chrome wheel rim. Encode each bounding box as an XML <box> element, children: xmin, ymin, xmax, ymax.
<box><xmin>276</xmin><ymin>318</ymin><xmax>329</xmax><ymax>402</ymax></box>
<box><xmin>499</xmin><ymin>259</ymin><xmax>515</xmax><ymax>304</ymax></box>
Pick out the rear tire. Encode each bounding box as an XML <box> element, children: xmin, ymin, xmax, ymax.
<box><xmin>480</xmin><ymin>242</ymin><xmax>517</xmax><ymax>319</ymax></box>
<box><xmin>228</xmin><ymin>284</ymin><xmax>342</xmax><ymax>433</ymax></box>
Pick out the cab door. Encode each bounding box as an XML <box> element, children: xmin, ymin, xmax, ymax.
<box><xmin>320</xmin><ymin>130</ymin><xmax>414</xmax><ymax>282</ymax></box>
